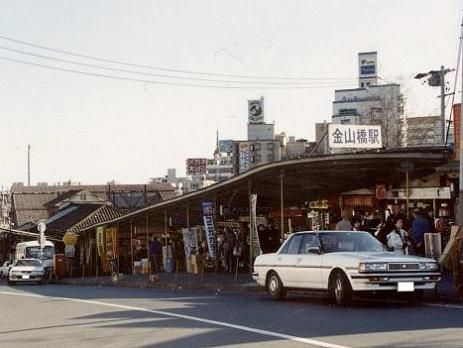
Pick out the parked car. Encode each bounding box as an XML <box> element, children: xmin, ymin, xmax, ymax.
<box><xmin>8</xmin><ymin>259</ymin><xmax>45</xmax><ymax>285</ymax></box>
<box><xmin>0</xmin><ymin>261</ymin><xmax>13</xmax><ymax>278</ymax></box>
<box><xmin>252</xmin><ymin>231</ymin><xmax>441</xmax><ymax>306</ymax></box>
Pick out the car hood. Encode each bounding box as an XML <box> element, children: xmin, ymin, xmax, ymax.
<box><xmin>325</xmin><ymin>252</ymin><xmax>435</xmax><ymax>263</ymax></box>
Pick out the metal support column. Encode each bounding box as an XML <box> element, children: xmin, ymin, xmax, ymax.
<box><xmin>406</xmin><ymin>170</ymin><xmax>410</xmax><ymax>221</ymax></box>
<box><xmin>279</xmin><ymin>170</ymin><xmax>285</xmax><ymax>241</ymax></box>
<box><xmin>130</xmin><ymin>220</ymin><xmax>134</xmax><ymax>274</ymax></box>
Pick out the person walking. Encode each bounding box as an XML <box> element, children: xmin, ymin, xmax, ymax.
<box><xmin>149</xmin><ymin>236</ymin><xmax>163</xmax><ymax>273</ymax></box>
<box><xmin>336</xmin><ymin>211</ymin><xmax>353</xmax><ymax>231</ymax></box>
<box><xmin>411</xmin><ymin>209</ymin><xmax>432</xmax><ymax>256</ymax></box>
<box><xmin>386</xmin><ymin>218</ymin><xmax>412</xmax><ymax>255</ymax></box>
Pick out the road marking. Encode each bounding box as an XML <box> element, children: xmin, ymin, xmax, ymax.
<box><xmin>0</xmin><ymin>290</ymin><xmax>348</xmax><ymax>348</ymax></box>
<box><xmin>422</xmin><ymin>302</ymin><xmax>463</xmax><ymax>310</ymax></box>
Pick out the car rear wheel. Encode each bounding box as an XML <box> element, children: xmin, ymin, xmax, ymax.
<box><xmin>329</xmin><ymin>271</ymin><xmax>353</xmax><ymax>306</ymax></box>
<box><xmin>7</xmin><ymin>279</ymin><xmax>15</xmax><ymax>286</ymax></box>
<box><xmin>267</xmin><ymin>272</ymin><xmax>287</xmax><ymax>300</ymax></box>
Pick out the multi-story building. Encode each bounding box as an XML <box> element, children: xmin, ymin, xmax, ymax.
<box><xmin>330</xmin><ymin>52</ymin><xmax>404</xmax><ymax>150</ymax></box>
<box><xmin>402</xmin><ymin>116</ymin><xmax>443</xmax><ymax>147</ymax></box>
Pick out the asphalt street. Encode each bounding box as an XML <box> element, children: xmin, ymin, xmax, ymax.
<box><xmin>0</xmin><ymin>280</ymin><xmax>462</xmax><ymax>348</ymax></box>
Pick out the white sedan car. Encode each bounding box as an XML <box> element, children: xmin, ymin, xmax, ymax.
<box><xmin>0</xmin><ymin>260</ymin><xmax>13</xmax><ymax>278</ymax></box>
<box><xmin>252</xmin><ymin>231</ymin><xmax>440</xmax><ymax>306</ymax></box>
<box><xmin>8</xmin><ymin>259</ymin><xmax>45</xmax><ymax>285</ymax></box>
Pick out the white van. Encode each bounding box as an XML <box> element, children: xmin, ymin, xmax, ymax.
<box><xmin>15</xmin><ymin>241</ymin><xmax>55</xmax><ymax>276</ymax></box>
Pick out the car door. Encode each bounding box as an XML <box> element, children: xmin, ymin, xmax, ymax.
<box><xmin>275</xmin><ymin>234</ymin><xmax>303</xmax><ymax>287</ymax></box>
<box><xmin>295</xmin><ymin>233</ymin><xmax>324</xmax><ymax>289</ymax></box>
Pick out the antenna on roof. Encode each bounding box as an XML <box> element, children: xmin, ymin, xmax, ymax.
<box><xmin>27</xmin><ymin>144</ymin><xmax>31</xmax><ymax>186</ymax></box>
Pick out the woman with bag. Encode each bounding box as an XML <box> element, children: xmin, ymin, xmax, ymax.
<box><xmin>386</xmin><ymin>218</ymin><xmax>412</xmax><ymax>255</ymax></box>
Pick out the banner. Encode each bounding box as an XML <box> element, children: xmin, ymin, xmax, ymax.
<box><xmin>96</xmin><ymin>226</ymin><xmax>104</xmax><ymax>256</ymax></box>
<box><xmin>328</xmin><ymin>124</ymin><xmax>382</xmax><ymax>149</ymax></box>
<box><xmin>203</xmin><ymin>216</ymin><xmax>216</xmax><ymax>259</ymax></box>
<box><xmin>181</xmin><ymin>228</ymin><xmax>198</xmax><ymax>258</ymax></box>
<box><xmin>105</xmin><ymin>228</ymin><xmax>118</xmax><ymax>258</ymax></box>
<box><xmin>250</xmin><ymin>194</ymin><xmax>261</xmax><ymax>259</ymax></box>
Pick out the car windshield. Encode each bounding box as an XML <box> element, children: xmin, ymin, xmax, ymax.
<box><xmin>15</xmin><ymin>260</ymin><xmax>42</xmax><ymax>267</ymax></box>
<box><xmin>319</xmin><ymin>232</ymin><xmax>386</xmax><ymax>253</ymax></box>
<box><xmin>25</xmin><ymin>246</ymin><xmax>54</xmax><ymax>260</ymax></box>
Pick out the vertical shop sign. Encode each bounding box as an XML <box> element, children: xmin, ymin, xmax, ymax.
<box><xmin>203</xmin><ymin>216</ymin><xmax>216</xmax><ymax>259</ymax></box>
<box><xmin>96</xmin><ymin>226</ymin><xmax>104</xmax><ymax>256</ymax></box>
<box><xmin>250</xmin><ymin>194</ymin><xmax>261</xmax><ymax>259</ymax></box>
<box><xmin>202</xmin><ymin>201</ymin><xmax>216</xmax><ymax>259</ymax></box>
<box><xmin>105</xmin><ymin>228</ymin><xmax>118</xmax><ymax>258</ymax></box>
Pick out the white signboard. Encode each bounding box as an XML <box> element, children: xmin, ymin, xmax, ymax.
<box><xmin>328</xmin><ymin>124</ymin><xmax>382</xmax><ymax>149</ymax></box>
<box><xmin>203</xmin><ymin>216</ymin><xmax>216</xmax><ymax>259</ymax></box>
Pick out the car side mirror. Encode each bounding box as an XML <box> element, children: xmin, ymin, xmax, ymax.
<box><xmin>307</xmin><ymin>246</ymin><xmax>321</xmax><ymax>255</ymax></box>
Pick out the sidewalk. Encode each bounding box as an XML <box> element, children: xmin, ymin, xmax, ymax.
<box><xmin>57</xmin><ymin>271</ymin><xmax>260</xmax><ymax>293</ymax></box>
<box><xmin>56</xmin><ymin>270</ymin><xmax>461</xmax><ymax>304</ymax></box>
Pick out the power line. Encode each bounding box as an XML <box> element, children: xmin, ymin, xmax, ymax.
<box><xmin>0</xmin><ymin>45</ymin><xmax>356</xmax><ymax>86</ymax></box>
<box><xmin>0</xmin><ymin>55</ymin><xmax>357</xmax><ymax>89</ymax></box>
<box><xmin>0</xmin><ymin>34</ymin><xmax>363</xmax><ymax>82</ymax></box>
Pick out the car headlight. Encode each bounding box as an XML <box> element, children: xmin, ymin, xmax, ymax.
<box><xmin>423</xmin><ymin>262</ymin><xmax>438</xmax><ymax>271</ymax></box>
<box><xmin>359</xmin><ymin>262</ymin><xmax>388</xmax><ymax>272</ymax></box>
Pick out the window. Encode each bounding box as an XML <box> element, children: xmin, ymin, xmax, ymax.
<box><xmin>267</xmin><ymin>142</ymin><xmax>274</xmax><ymax>150</ymax></box>
<box><xmin>300</xmin><ymin>234</ymin><xmax>320</xmax><ymax>254</ymax></box>
<box><xmin>267</xmin><ymin>154</ymin><xmax>274</xmax><ymax>161</ymax></box>
<box><xmin>361</xmin><ymin>82</ymin><xmax>365</xmax><ymax>87</ymax></box>
<box><xmin>282</xmin><ymin>234</ymin><xmax>304</xmax><ymax>254</ymax></box>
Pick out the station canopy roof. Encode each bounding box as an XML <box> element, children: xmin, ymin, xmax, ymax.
<box><xmin>84</xmin><ymin>149</ymin><xmax>450</xmax><ymax>227</ymax></box>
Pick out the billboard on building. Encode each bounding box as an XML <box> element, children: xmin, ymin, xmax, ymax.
<box><xmin>238</xmin><ymin>143</ymin><xmax>251</xmax><ymax>173</ymax></box>
<box><xmin>248</xmin><ymin>98</ymin><xmax>264</xmax><ymax>124</ymax></box>
<box><xmin>358</xmin><ymin>52</ymin><xmax>377</xmax><ymax>78</ymax></box>
<box><xmin>219</xmin><ymin>139</ymin><xmax>234</xmax><ymax>154</ymax></box>
<box><xmin>328</xmin><ymin>124</ymin><xmax>382</xmax><ymax>149</ymax></box>
<box><xmin>186</xmin><ymin>158</ymin><xmax>207</xmax><ymax>175</ymax></box>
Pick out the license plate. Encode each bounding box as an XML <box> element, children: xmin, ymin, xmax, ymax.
<box><xmin>397</xmin><ymin>282</ymin><xmax>414</xmax><ymax>292</ymax></box>
<box><xmin>22</xmin><ymin>274</ymin><xmax>30</xmax><ymax>280</ymax></box>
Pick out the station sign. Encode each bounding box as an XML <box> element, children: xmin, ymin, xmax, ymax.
<box><xmin>328</xmin><ymin>124</ymin><xmax>382</xmax><ymax>149</ymax></box>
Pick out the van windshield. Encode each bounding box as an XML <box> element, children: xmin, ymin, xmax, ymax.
<box><xmin>25</xmin><ymin>246</ymin><xmax>54</xmax><ymax>260</ymax></box>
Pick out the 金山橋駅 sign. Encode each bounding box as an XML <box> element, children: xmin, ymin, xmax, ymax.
<box><xmin>328</xmin><ymin>124</ymin><xmax>382</xmax><ymax>149</ymax></box>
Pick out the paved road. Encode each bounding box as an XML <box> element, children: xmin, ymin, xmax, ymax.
<box><xmin>0</xmin><ymin>280</ymin><xmax>462</xmax><ymax>348</ymax></box>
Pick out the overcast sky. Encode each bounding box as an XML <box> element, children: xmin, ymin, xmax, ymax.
<box><xmin>0</xmin><ymin>0</ymin><xmax>460</xmax><ymax>188</ymax></box>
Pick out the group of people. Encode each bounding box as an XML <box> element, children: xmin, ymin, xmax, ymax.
<box><xmin>335</xmin><ymin>206</ymin><xmax>434</xmax><ymax>256</ymax></box>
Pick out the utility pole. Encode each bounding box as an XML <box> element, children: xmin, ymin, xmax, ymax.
<box><xmin>27</xmin><ymin>144</ymin><xmax>31</xmax><ymax>186</ymax></box>
<box><xmin>415</xmin><ymin>67</ymin><xmax>454</xmax><ymax>145</ymax></box>
<box><xmin>440</xmin><ymin>66</ymin><xmax>446</xmax><ymax>145</ymax></box>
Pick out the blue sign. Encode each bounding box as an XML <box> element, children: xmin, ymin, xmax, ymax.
<box><xmin>361</xmin><ymin>65</ymin><xmax>375</xmax><ymax>75</ymax></box>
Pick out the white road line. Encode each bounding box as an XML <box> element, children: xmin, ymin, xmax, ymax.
<box><xmin>422</xmin><ymin>302</ymin><xmax>463</xmax><ymax>310</ymax></box>
<box><xmin>0</xmin><ymin>290</ymin><xmax>348</xmax><ymax>348</ymax></box>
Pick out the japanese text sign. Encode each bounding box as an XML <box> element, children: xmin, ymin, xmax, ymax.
<box><xmin>328</xmin><ymin>124</ymin><xmax>382</xmax><ymax>149</ymax></box>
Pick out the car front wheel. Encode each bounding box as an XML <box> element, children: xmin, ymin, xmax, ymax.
<box><xmin>329</xmin><ymin>271</ymin><xmax>353</xmax><ymax>306</ymax></box>
<box><xmin>267</xmin><ymin>272</ymin><xmax>287</xmax><ymax>300</ymax></box>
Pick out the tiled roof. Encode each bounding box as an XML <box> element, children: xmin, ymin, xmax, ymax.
<box><xmin>44</xmin><ymin>190</ymin><xmax>82</xmax><ymax>207</ymax></box>
<box><xmin>11</xmin><ymin>183</ymin><xmax>176</xmax><ymax>194</ymax></box>
<box><xmin>10</xmin><ymin>183</ymin><xmax>175</xmax><ymax>226</ymax></box>
<box><xmin>12</xmin><ymin>193</ymin><xmax>58</xmax><ymax>227</ymax></box>
<box><xmin>43</xmin><ymin>203</ymin><xmax>123</xmax><ymax>238</ymax></box>
<box><xmin>68</xmin><ymin>204</ymin><xmax>123</xmax><ymax>234</ymax></box>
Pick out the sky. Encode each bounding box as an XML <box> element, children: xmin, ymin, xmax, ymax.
<box><xmin>0</xmin><ymin>0</ymin><xmax>461</xmax><ymax>188</ymax></box>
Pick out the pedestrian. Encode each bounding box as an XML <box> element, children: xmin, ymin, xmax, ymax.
<box><xmin>336</xmin><ymin>210</ymin><xmax>352</xmax><ymax>231</ymax></box>
<box><xmin>222</xmin><ymin>227</ymin><xmax>235</xmax><ymax>273</ymax></box>
<box><xmin>386</xmin><ymin>218</ymin><xmax>412</xmax><ymax>255</ymax></box>
<box><xmin>351</xmin><ymin>218</ymin><xmax>362</xmax><ymax>231</ymax></box>
<box><xmin>149</xmin><ymin>236</ymin><xmax>163</xmax><ymax>273</ymax></box>
<box><xmin>411</xmin><ymin>209</ymin><xmax>432</xmax><ymax>256</ymax></box>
